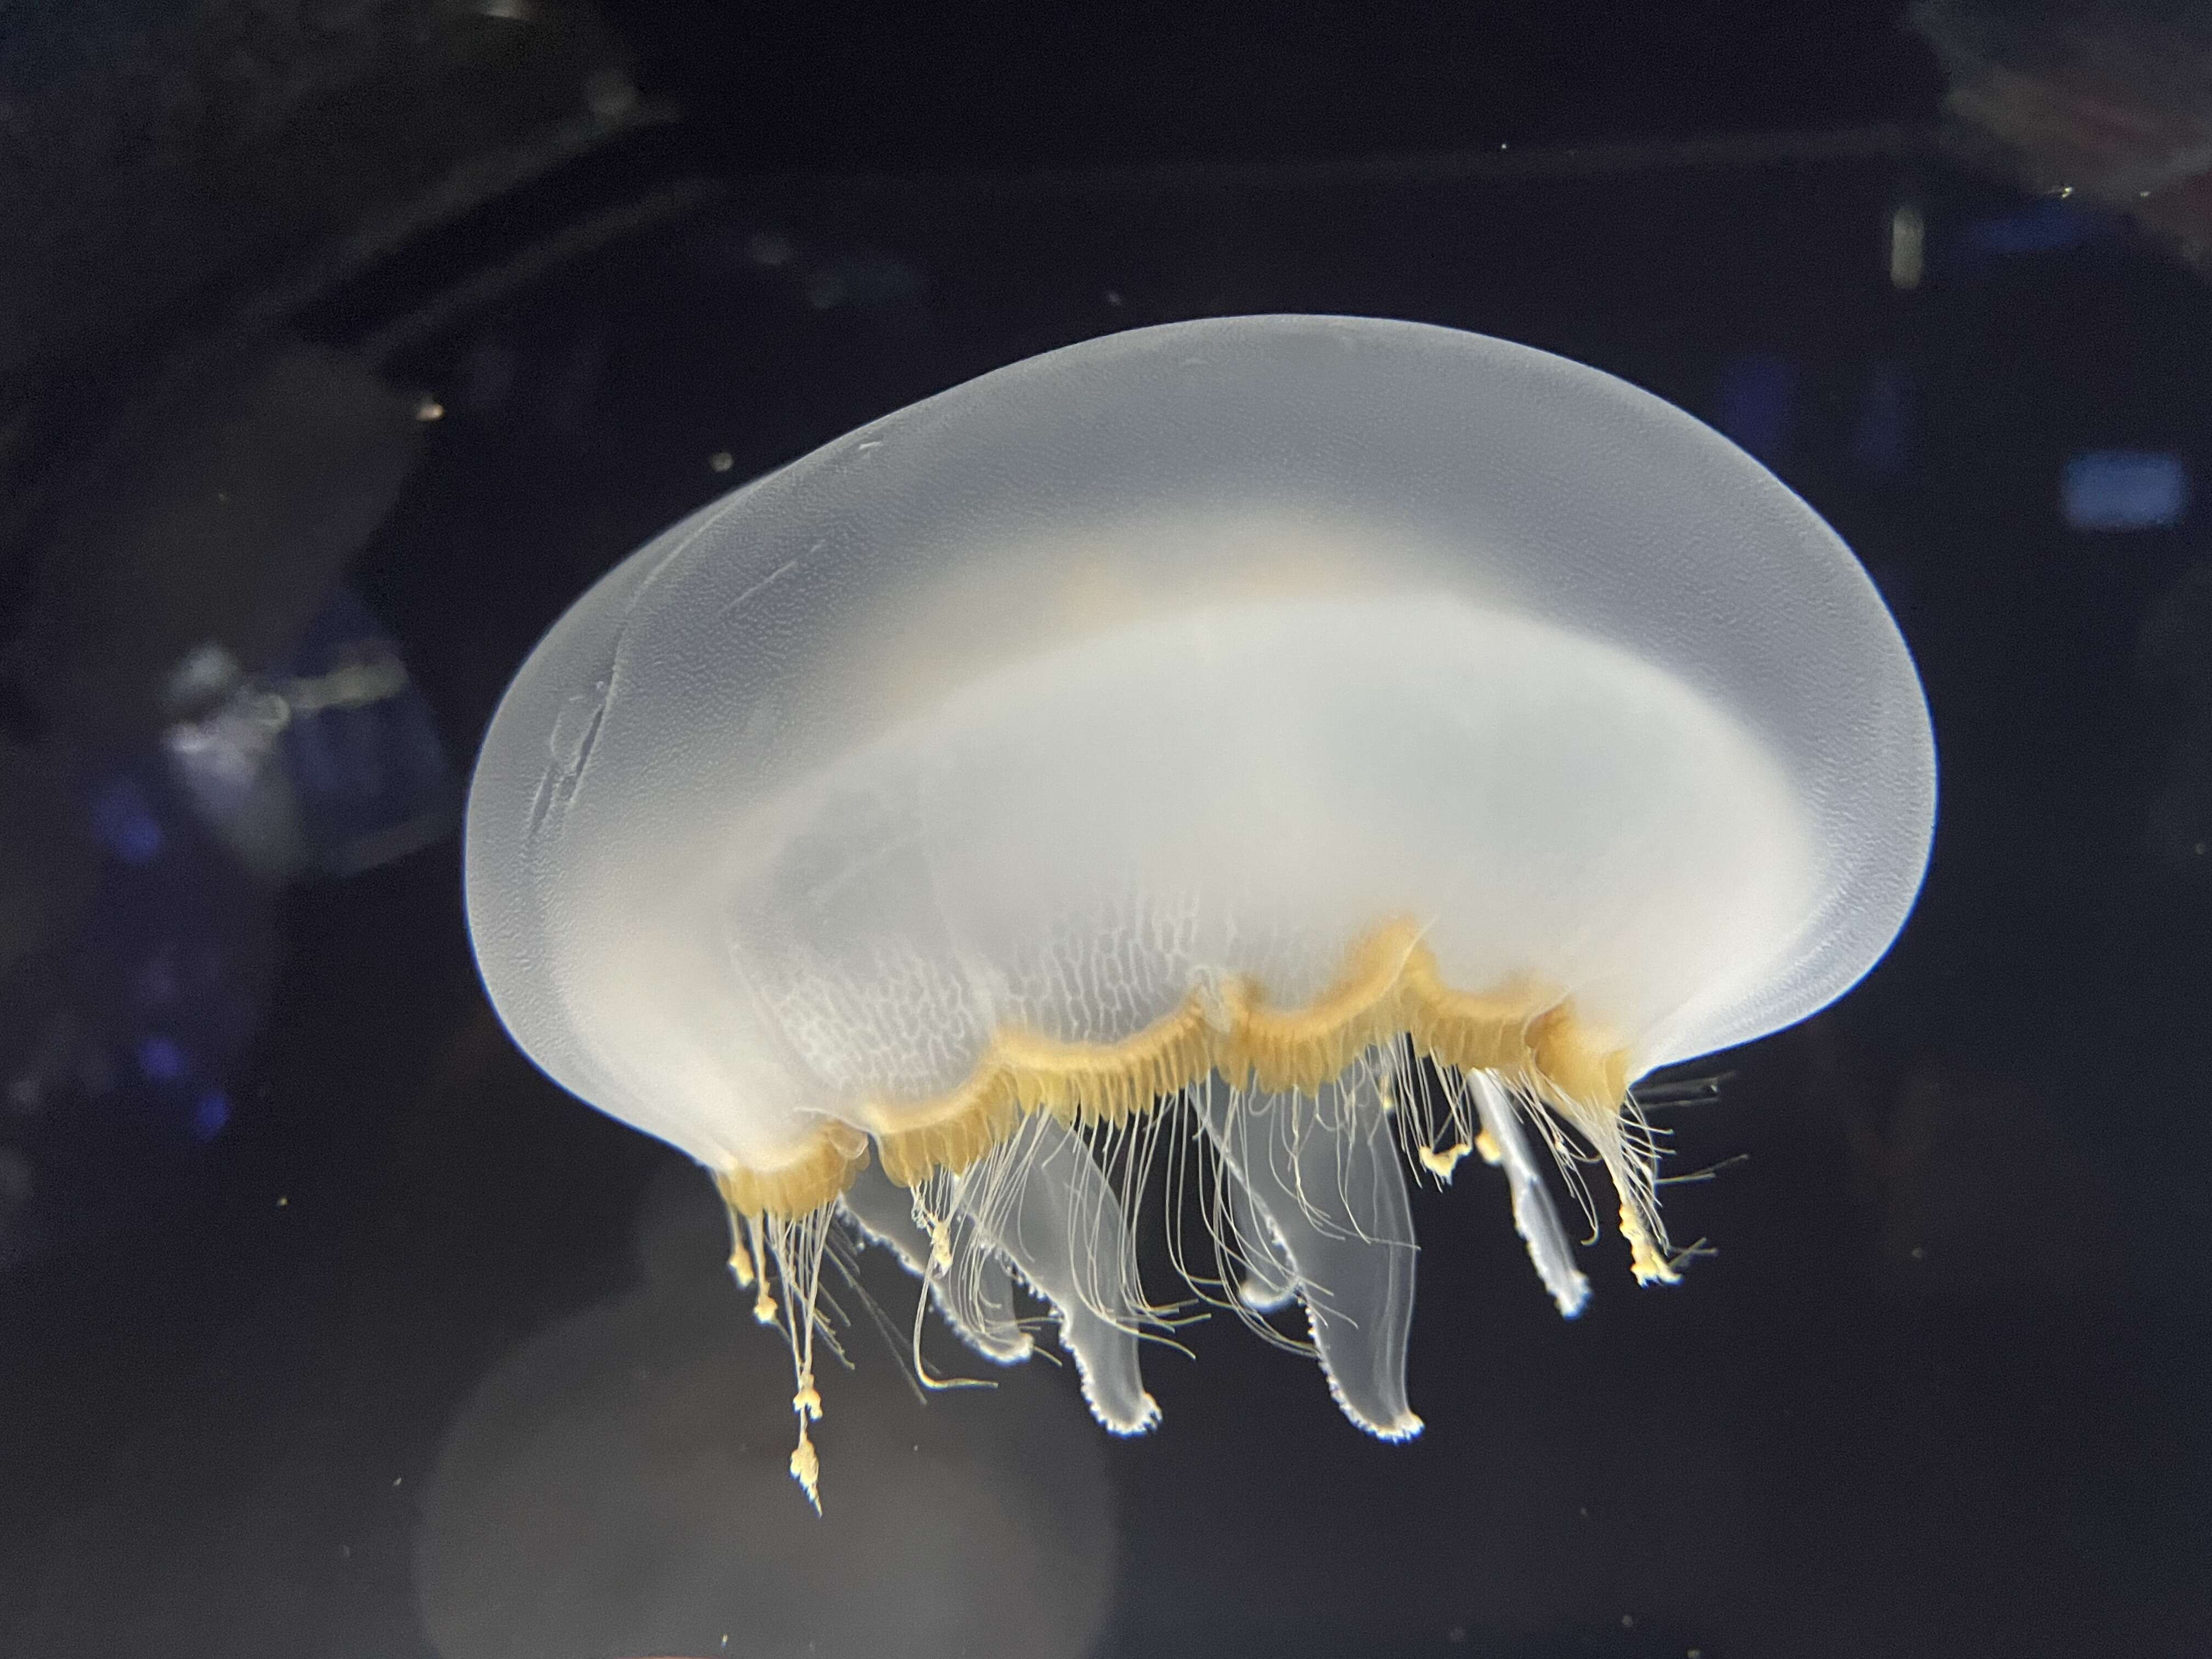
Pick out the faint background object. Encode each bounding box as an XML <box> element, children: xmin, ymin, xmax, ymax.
<box><xmin>0</xmin><ymin>739</ymin><xmax>278</xmax><ymax>1267</ymax></box>
<box><xmin>1916</xmin><ymin>0</ymin><xmax>2212</xmax><ymax>274</ymax></box>
<box><xmin>414</xmin><ymin>1163</ymin><xmax>1116</xmax><ymax>1659</ymax></box>
<box><xmin>24</xmin><ymin>339</ymin><xmax>427</xmax><ymax>750</ymax></box>
<box><xmin>0</xmin><ymin>335</ymin><xmax>450</xmax><ymax>1269</ymax></box>
<box><xmin>2061</xmin><ymin>447</ymin><xmax>2191</xmax><ymax>530</ymax></box>
<box><xmin>0</xmin><ymin>0</ymin><xmax>636</xmax><ymax>453</ymax></box>
<box><xmin>163</xmin><ymin>587</ymin><xmax>456</xmax><ymax>883</ymax></box>
<box><xmin>2136</xmin><ymin>557</ymin><xmax>2212</xmax><ymax>883</ymax></box>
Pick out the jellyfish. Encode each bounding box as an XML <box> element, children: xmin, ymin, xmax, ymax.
<box><xmin>464</xmin><ymin>315</ymin><xmax>1935</xmax><ymax>1505</ymax></box>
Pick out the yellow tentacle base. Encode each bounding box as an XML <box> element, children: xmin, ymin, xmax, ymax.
<box><xmin>713</xmin><ymin>919</ymin><xmax>1663</xmax><ymax>1279</ymax></box>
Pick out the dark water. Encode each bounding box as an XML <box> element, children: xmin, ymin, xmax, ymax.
<box><xmin>2</xmin><ymin>93</ymin><xmax>2208</xmax><ymax>1659</ymax></box>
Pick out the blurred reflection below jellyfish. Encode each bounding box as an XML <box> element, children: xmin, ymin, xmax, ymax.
<box><xmin>416</xmin><ymin>1164</ymin><xmax>1114</xmax><ymax>1659</ymax></box>
<box><xmin>464</xmin><ymin>316</ymin><xmax>1936</xmax><ymax>1504</ymax></box>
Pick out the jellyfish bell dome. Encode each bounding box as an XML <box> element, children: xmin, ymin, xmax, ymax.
<box><xmin>465</xmin><ymin>315</ymin><xmax>1934</xmax><ymax>1499</ymax></box>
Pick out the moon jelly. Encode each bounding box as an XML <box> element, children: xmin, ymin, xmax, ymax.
<box><xmin>465</xmin><ymin>316</ymin><xmax>1936</xmax><ymax>1504</ymax></box>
